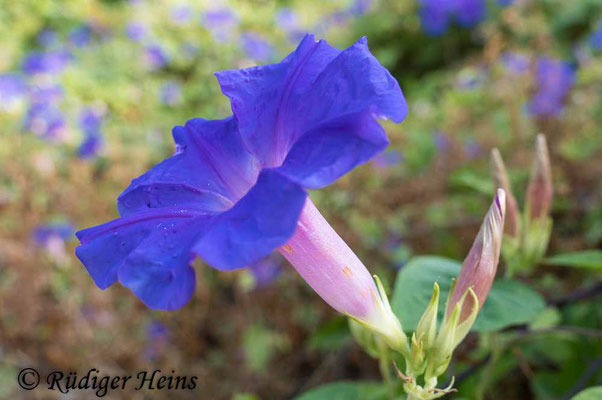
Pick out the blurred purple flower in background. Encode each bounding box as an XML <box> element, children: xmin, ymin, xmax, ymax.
<box><xmin>498</xmin><ymin>0</ymin><xmax>514</xmax><ymax>6</ymax></box>
<box><xmin>276</xmin><ymin>8</ymin><xmax>305</xmax><ymax>43</ymax></box>
<box><xmin>29</xmin><ymin>84</ymin><xmax>65</xmax><ymax>104</ymax></box>
<box><xmin>419</xmin><ymin>0</ymin><xmax>454</xmax><ymax>36</ymax></box>
<box><xmin>501</xmin><ymin>51</ymin><xmax>530</xmax><ymax>74</ymax></box>
<box><xmin>453</xmin><ymin>0</ymin><xmax>486</xmax><ymax>28</ymax></box>
<box><xmin>77</xmin><ymin>107</ymin><xmax>104</xmax><ymax>159</ymax></box>
<box><xmin>349</xmin><ymin>0</ymin><xmax>373</xmax><ymax>16</ymax></box>
<box><xmin>528</xmin><ymin>57</ymin><xmax>575</xmax><ymax>117</ymax></box>
<box><xmin>79</xmin><ymin>107</ymin><xmax>103</xmax><ymax>133</ymax></box>
<box><xmin>37</xmin><ymin>28</ymin><xmax>58</xmax><ymax>47</ymax></box>
<box><xmin>33</xmin><ymin>222</ymin><xmax>75</xmax><ymax>246</ymax></box>
<box><xmin>78</xmin><ymin>134</ymin><xmax>103</xmax><ymax>159</ymax></box>
<box><xmin>433</xmin><ymin>131</ymin><xmax>452</xmax><ymax>153</ymax></box>
<box><xmin>419</xmin><ymin>0</ymin><xmax>486</xmax><ymax>35</ymax></box>
<box><xmin>0</xmin><ymin>73</ymin><xmax>27</xmax><ymax>111</ymax></box>
<box><xmin>144</xmin><ymin>320</ymin><xmax>170</xmax><ymax>361</ymax></box>
<box><xmin>144</xmin><ymin>44</ymin><xmax>169</xmax><ymax>70</ymax></box>
<box><xmin>464</xmin><ymin>138</ymin><xmax>482</xmax><ymax>159</ymax></box>
<box><xmin>126</xmin><ymin>21</ymin><xmax>149</xmax><ymax>42</ymax></box>
<box><xmin>170</xmin><ymin>4</ymin><xmax>192</xmax><ymax>25</ymax></box>
<box><xmin>203</xmin><ymin>8</ymin><xmax>238</xmax><ymax>42</ymax></box>
<box><xmin>242</xmin><ymin>32</ymin><xmax>274</xmax><ymax>62</ymax></box>
<box><xmin>160</xmin><ymin>80</ymin><xmax>182</xmax><ymax>106</ymax></box>
<box><xmin>75</xmin><ymin>34</ymin><xmax>407</xmax><ymax>314</ymax></box>
<box><xmin>69</xmin><ymin>24</ymin><xmax>92</xmax><ymax>48</ymax></box>
<box><xmin>33</xmin><ymin>222</ymin><xmax>75</xmax><ymax>264</ymax></box>
<box><xmin>372</xmin><ymin>149</ymin><xmax>404</xmax><ymax>169</ymax></box>
<box><xmin>24</xmin><ymin>103</ymin><xmax>66</xmax><ymax>141</ymax></box>
<box><xmin>22</xmin><ymin>50</ymin><xmax>71</xmax><ymax>76</ymax></box>
<box><xmin>249</xmin><ymin>255</ymin><xmax>283</xmax><ymax>288</ymax></box>
<box><xmin>147</xmin><ymin>320</ymin><xmax>170</xmax><ymax>342</ymax></box>
<box><xmin>456</xmin><ymin>66</ymin><xmax>487</xmax><ymax>90</ymax></box>
<box><xmin>589</xmin><ymin>20</ymin><xmax>602</xmax><ymax>50</ymax></box>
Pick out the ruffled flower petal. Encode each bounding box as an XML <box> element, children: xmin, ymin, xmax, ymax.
<box><xmin>277</xmin><ymin>109</ymin><xmax>388</xmax><ymax>188</ymax></box>
<box><xmin>75</xmin><ymin>207</ymin><xmax>211</xmax><ymax>303</ymax></box>
<box><xmin>118</xmin><ymin>117</ymin><xmax>259</xmax><ymax>216</ymax></box>
<box><xmin>117</xmin><ymin>216</ymin><xmax>208</xmax><ymax>310</ymax></box>
<box><xmin>215</xmin><ymin>34</ymin><xmax>406</xmax><ymax>170</ymax></box>
<box><xmin>193</xmin><ymin>169</ymin><xmax>307</xmax><ymax>270</ymax></box>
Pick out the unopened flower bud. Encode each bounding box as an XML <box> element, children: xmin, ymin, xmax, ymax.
<box><xmin>415</xmin><ymin>282</ymin><xmax>439</xmax><ymax>351</ymax></box>
<box><xmin>526</xmin><ymin>134</ymin><xmax>553</xmax><ymax>221</ymax></box>
<box><xmin>491</xmin><ymin>149</ymin><xmax>520</xmax><ymax>238</ymax></box>
<box><xmin>447</xmin><ymin>189</ymin><xmax>506</xmax><ymax>321</ymax></box>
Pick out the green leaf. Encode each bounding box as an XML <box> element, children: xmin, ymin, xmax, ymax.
<box><xmin>391</xmin><ymin>256</ymin><xmax>459</xmax><ymax>331</ymax></box>
<box><xmin>449</xmin><ymin>168</ymin><xmax>494</xmax><ymax>195</ymax></box>
<box><xmin>391</xmin><ymin>256</ymin><xmax>546</xmax><ymax>333</ymax></box>
<box><xmin>472</xmin><ymin>279</ymin><xmax>546</xmax><ymax>332</ymax></box>
<box><xmin>544</xmin><ymin>250</ymin><xmax>602</xmax><ymax>270</ymax></box>
<box><xmin>571</xmin><ymin>386</ymin><xmax>602</xmax><ymax>400</ymax></box>
<box><xmin>294</xmin><ymin>381</ymin><xmax>387</xmax><ymax>400</ymax></box>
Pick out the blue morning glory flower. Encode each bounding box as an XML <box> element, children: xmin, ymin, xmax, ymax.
<box><xmin>76</xmin><ymin>34</ymin><xmax>407</xmax><ymax>311</ymax></box>
<box><xmin>241</xmin><ymin>32</ymin><xmax>275</xmax><ymax>62</ymax></box>
<box><xmin>527</xmin><ymin>57</ymin><xmax>575</xmax><ymax>117</ymax></box>
<box><xmin>22</xmin><ymin>50</ymin><xmax>71</xmax><ymax>76</ymax></box>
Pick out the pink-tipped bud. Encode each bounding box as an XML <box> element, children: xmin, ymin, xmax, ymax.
<box><xmin>279</xmin><ymin>199</ymin><xmax>406</xmax><ymax>350</ymax></box>
<box><xmin>526</xmin><ymin>134</ymin><xmax>553</xmax><ymax>221</ymax></box>
<box><xmin>447</xmin><ymin>189</ymin><xmax>506</xmax><ymax>321</ymax></box>
<box><xmin>491</xmin><ymin>149</ymin><xmax>520</xmax><ymax>238</ymax></box>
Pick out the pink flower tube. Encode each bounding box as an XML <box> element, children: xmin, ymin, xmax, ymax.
<box><xmin>279</xmin><ymin>198</ymin><xmax>405</xmax><ymax>348</ymax></box>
